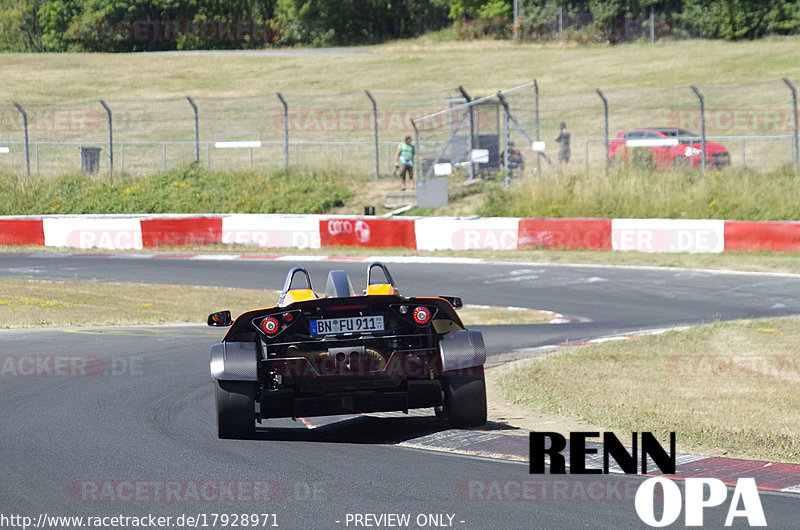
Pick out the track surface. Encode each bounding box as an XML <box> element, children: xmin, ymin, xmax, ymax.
<box><xmin>2</xmin><ymin>254</ymin><xmax>800</xmax><ymax>528</ymax></box>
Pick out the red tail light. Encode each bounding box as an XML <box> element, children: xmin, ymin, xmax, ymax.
<box><xmin>413</xmin><ymin>306</ymin><xmax>431</xmax><ymax>325</ymax></box>
<box><xmin>262</xmin><ymin>317</ymin><xmax>280</xmax><ymax>335</ymax></box>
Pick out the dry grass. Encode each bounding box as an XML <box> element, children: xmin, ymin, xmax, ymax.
<box><xmin>459</xmin><ymin>305</ymin><xmax>554</xmax><ymax>325</ymax></box>
<box><xmin>0</xmin><ymin>279</ymin><xmax>281</xmax><ymax>328</ymax></box>
<box><xmin>497</xmin><ymin>317</ymin><xmax>800</xmax><ymax>463</ymax></box>
<box><xmin>1</xmin><ymin>39</ymin><xmax>798</xmax><ymax>102</ymax></box>
<box><xmin>0</xmin><ymin>278</ymin><xmax>548</xmax><ymax>328</ymax></box>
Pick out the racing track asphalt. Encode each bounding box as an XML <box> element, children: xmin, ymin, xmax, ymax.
<box><xmin>2</xmin><ymin>253</ymin><xmax>800</xmax><ymax>528</ymax></box>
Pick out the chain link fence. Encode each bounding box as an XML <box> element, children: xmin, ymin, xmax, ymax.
<box><xmin>1</xmin><ymin>80</ymin><xmax>798</xmax><ymax>178</ymax></box>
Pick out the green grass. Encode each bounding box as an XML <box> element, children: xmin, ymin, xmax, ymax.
<box><xmin>496</xmin><ymin>317</ymin><xmax>800</xmax><ymax>463</ymax></box>
<box><xmin>0</xmin><ymin>165</ymin><xmax>356</xmax><ymax>214</ymax></box>
<box><xmin>479</xmin><ymin>165</ymin><xmax>800</xmax><ymax>220</ymax></box>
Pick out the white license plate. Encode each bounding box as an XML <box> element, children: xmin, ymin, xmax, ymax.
<box><xmin>310</xmin><ymin>316</ymin><xmax>384</xmax><ymax>335</ymax></box>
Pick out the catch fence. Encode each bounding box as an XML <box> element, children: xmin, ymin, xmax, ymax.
<box><xmin>1</xmin><ymin>80</ymin><xmax>797</xmax><ymax>179</ymax></box>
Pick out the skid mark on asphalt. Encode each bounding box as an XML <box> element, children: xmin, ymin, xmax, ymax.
<box><xmin>479</xmin><ymin>269</ymin><xmax>608</xmax><ymax>288</ymax></box>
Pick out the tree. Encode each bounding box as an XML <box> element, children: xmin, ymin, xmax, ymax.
<box><xmin>677</xmin><ymin>0</ymin><xmax>800</xmax><ymax>40</ymax></box>
<box><xmin>0</xmin><ymin>0</ymin><xmax>44</xmax><ymax>51</ymax></box>
<box><xmin>276</xmin><ymin>0</ymin><xmax>448</xmax><ymax>46</ymax></box>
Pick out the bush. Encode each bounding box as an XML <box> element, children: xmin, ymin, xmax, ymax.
<box><xmin>477</xmin><ymin>166</ymin><xmax>800</xmax><ymax>221</ymax></box>
<box><xmin>0</xmin><ymin>166</ymin><xmax>357</xmax><ymax>215</ymax></box>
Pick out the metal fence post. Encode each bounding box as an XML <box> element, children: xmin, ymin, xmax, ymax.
<box><xmin>534</xmin><ymin>79</ymin><xmax>541</xmax><ymax>174</ymax></box>
<box><xmin>411</xmin><ymin>119</ymin><xmax>420</xmax><ymax>181</ymax></box>
<box><xmin>650</xmin><ymin>6</ymin><xmax>655</xmax><ymax>44</ymax></box>
<box><xmin>457</xmin><ymin>86</ymin><xmax>474</xmax><ymax>179</ymax></box>
<box><xmin>13</xmin><ymin>103</ymin><xmax>30</xmax><ymax>177</ymax></box>
<box><xmin>783</xmin><ymin>78</ymin><xmax>799</xmax><ymax>172</ymax></box>
<box><xmin>99</xmin><ymin>100</ymin><xmax>113</xmax><ymax>177</ymax></box>
<box><xmin>596</xmin><ymin>89</ymin><xmax>609</xmax><ymax>172</ymax></box>
<box><xmin>277</xmin><ymin>93</ymin><xmax>289</xmax><ymax>167</ymax></box>
<box><xmin>502</xmin><ymin>94</ymin><xmax>510</xmax><ymax>187</ymax></box>
<box><xmin>365</xmin><ymin>90</ymin><xmax>379</xmax><ymax>180</ymax></box>
<box><xmin>690</xmin><ymin>85</ymin><xmax>706</xmax><ymax>173</ymax></box>
<box><xmin>186</xmin><ymin>96</ymin><xmax>199</xmax><ymax>164</ymax></box>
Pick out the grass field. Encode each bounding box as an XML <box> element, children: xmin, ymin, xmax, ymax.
<box><xmin>1</xmin><ymin>38</ymin><xmax>799</xmax><ymax>231</ymax></box>
<box><xmin>496</xmin><ymin>316</ymin><xmax>800</xmax><ymax>463</ymax></box>
<box><xmin>1</xmin><ymin>38</ymin><xmax>799</xmax><ymax>101</ymax></box>
<box><xmin>0</xmin><ymin>278</ymin><xmax>551</xmax><ymax>328</ymax></box>
<box><xmin>1</xmin><ymin>38</ymin><xmax>799</xmax><ymax>175</ymax></box>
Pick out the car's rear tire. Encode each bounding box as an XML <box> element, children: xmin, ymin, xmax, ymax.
<box><xmin>215</xmin><ymin>380</ymin><xmax>256</xmax><ymax>440</ymax></box>
<box><xmin>442</xmin><ymin>366</ymin><xmax>487</xmax><ymax>428</ymax></box>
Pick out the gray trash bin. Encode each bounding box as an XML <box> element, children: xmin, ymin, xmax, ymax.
<box><xmin>80</xmin><ymin>146</ymin><xmax>101</xmax><ymax>174</ymax></box>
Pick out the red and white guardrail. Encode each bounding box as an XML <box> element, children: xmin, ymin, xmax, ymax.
<box><xmin>0</xmin><ymin>214</ymin><xmax>798</xmax><ymax>253</ymax></box>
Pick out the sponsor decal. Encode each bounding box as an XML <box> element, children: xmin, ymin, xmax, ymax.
<box><xmin>326</xmin><ymin>219</ymin><xmax>371</xmax><ymax>244</ymax></box>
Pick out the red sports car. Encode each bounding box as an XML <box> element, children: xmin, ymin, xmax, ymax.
<box><xmin>609</xmin><ymin>128</ymin><xmax>731</xmax><ymax>169</ymax></box>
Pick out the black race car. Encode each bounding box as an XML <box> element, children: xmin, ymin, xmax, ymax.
<box><xmin>208</xmin><ymin>262</ymin><xmax>487</xmax><ymax>439</ymax></box>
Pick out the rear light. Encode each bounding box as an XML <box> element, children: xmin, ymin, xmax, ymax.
<box><xmin>262</xmin><ymin>317</ymin><xmax>280</xmax><ymax>335</ymax></box>
<box><xmin>413</xmin><ymin>306</ymin><xmax>431</xmax><ymax>325</ymax></box>
<box><xmin>283</xmin><ymin>312</ymin><xmax>294</xmax><ymax>323</ymax></box>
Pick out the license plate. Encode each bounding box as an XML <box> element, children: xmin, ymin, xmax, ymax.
<box><xmin>310</xmin><ymin>316</ymin><xmax>384</xmax><ymax>335</ymax></box>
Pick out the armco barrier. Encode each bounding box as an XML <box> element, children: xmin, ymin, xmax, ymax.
<box><xmin>0</xmin><ymin>219</ymin><xmax>45</xmax><ymax>246</ymax></box>
<box><xmin>140</xmin><ymin>217</ymin><xmax>222</xmax><ymax>247</ymax></box>
<box><xmin>43</xmin><ymin>216</ymin><xmax>143</xmax><ymax>250</ymax></box>
<box><xmin>611</xmin><ymin>219</ymin><xmax>725</xmax><ymax>253</ymax></box>
<box><xmin>221</xmin><ymin>214</ymin><xmax>321</xmax><ymax>249</ymax></box>
<box><xmin>724</xmin><ymin>221</ymin><xmax>800</xmax><ymax>252</ymax></box>
<box><xmin>518</xmin><ymin>218</ymin><xmax>612</xmax><ymax>250</ymax></box>
<box><xmin>416</xmin><ymin>217</ymin><xmax>519</xmax><ymax>251</ymax></box>
<box><xmin>0</xmin><ymin>214</ymin><xmax>799</xmax><ymax>253</ymax></box>
<box><xmin>320</xmin><ymin>218</ymin><xmax>417</xmax><ymax>249</ymax></box>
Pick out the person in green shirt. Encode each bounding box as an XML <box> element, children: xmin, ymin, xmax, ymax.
<box><xmin>394</xmin><ymin>136</ymin><xmax>415</xmax><ymax>191</ymax></box>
